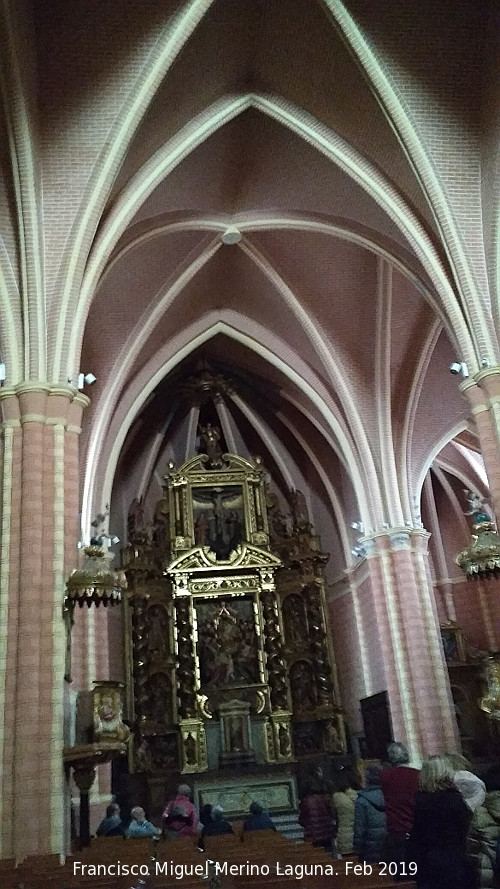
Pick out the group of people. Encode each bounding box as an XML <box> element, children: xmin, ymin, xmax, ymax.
<box><xmin>96</xmin><ymin>783</ymin><xmax>276</xmax><ymax>845</ymax></box>
<box><xmin>96</xmin><ymin>749</ymin><xmax>500</xmax><ymax>889</ymax></box>
<box><xmin>298</xmin><ymin>741</ymin><xmax>500</xmax><ymax>889</ymax></box>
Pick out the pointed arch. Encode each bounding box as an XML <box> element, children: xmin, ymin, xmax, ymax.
<box><xmin>81</xmin><ymin>318</ymin><xmax>373</xmax><ymax>541</ymax></box>
<box><xmin>62</xmin><ymin>93</ymin><xmax>476</xmax><ymax>381</ymax></box>
<box><xmin>322</xmin><ymin>0</ymin><xmax>496</xmax><ymax>362</ymax></box>
<box><xmin>50</xmin><ymin>0</ymin><xmax>217</xmax><ymax>380</ymax></box>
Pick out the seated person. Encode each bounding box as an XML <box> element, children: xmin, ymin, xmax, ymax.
<box><xmin>163</xmin><ymin>784</ymin><xmax>197</xmax><ymax>837</ymax></box>
<box><xmin>243</xmin><ymin>801</ymin><xmax>276</xmax><ymax>832</ymax></box>
<box><xmin>202</xmin><ymin>805</ymin><xmax>233</xmax><ymax>838</ymax></box>
<box><xmin>126</xmin><ymin>806</ymin><xmax>160</xmax><ymax>838</ymax></box>
<box><xmin>96</xmin><ymin>803</ymin><xmax>124</xmax><ymax>837</ymax></box>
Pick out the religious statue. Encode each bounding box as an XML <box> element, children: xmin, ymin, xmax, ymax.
<box><xmin>290</xmin><ymin>660</ymin><xmax>317</xmax><ymax>712</ymax></box>
<box><xmin>282</xmin><ymin>594</ymin><xmax>307</xmax><ymax>646</ymax></box>
<box><xmin>480</xmin><ymin>658</ymin><xmax>500</xmax><ymax>720</ymax></box>
<box><xmin>128</xmin><ymin>496</ymin><xmax>145</xmax><ymax>542</ymax></box>
<box><xmin>229</xmin><ymin>716</ymin><xmax>245</xmax><ymax>752</ymax></box>
<box><xmin>199</xmin><ymin>423</ymin><xmax>223</xmax><ymax>468</ymax></box>
<box><xmin>266</xmin><ymin>488</ymin><xmax>293</xmax><ymax>541</ymax></box>
<box><xmin>153</xmin><ymin>495</ymin><xmax>170</xmax><ymax>547</ymax></box>
<box><xmin>145</xmin><ymin>604</ymin><xmax>169</xmax><ymax>663</ymax></box>
<box><xmin>135</xmin><ymin>737</ymin><xmax>153</xmax><ymax>772</ymax></box>
<box><xmin>184</xmin><ymin>732</ymin><xmax>197</xmax><ymax>765</ymax></box>
<box><xmin>323</xmin><ymin>717</ymin><xmax>342</xmax><ymax>754</ymax></box>
<box><xmin>146</xmin><ymin>672</ymin><xmax>172</xmax><ymax>724</ymax></box>
<box><xmin>93</xmin><ymin>683</ymin><xmax>130</xmax><ymax>743</ymax></box>
<box><xmin>278</xmin><ymin>723</ymin><xmax>292</xmax><ymax>758</ymax></box>
<box><xmin>463</xmin><ymin>489</ymin><xmax>487</xmax><ymax>516</ymax></box>
<box><xmin>290</xmin><ymin>489</ymin><xmax>312</xmax><ymax>533</ymax></box>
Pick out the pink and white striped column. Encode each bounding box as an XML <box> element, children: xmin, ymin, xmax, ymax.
<box><xmin>361</xmin><ymin>529</ymin><xmax>458</xmax><ymax>762</ymax></box>
<box><xmin>0</xmin><ymin>384</ymin><xmax>88</xmax><ymax>859</ymax></box>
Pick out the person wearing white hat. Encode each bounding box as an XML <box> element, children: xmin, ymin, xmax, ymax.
<box><xmin>453</xmin><ymin>770</ymin><xmax>486</xmax><ymax>812</ymax></box>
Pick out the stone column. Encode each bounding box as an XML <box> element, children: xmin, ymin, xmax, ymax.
<box><xmin>0</xmin><ymin>384</ymin><xmax>88</xmax><ymax>858</ymax></box>
<box><xmin>461</xmin><ymin>370</ymin><xmax>500</xmax><ymax>522</ymax></box>
<box><xmin>360</xmin><ymin>529</ymin><xmax>458</xmax><ymax>761</ymax></box>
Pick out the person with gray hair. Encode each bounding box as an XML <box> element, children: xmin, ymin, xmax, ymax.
<box><xmin>243</xmin><ymin>801</ymin><xmax>276</xmax><ymax>832</ymax></box>
<box><xmin>201</xmin><ymin>804</ymin><xmax>233</xmax><ymax>839</ymax></box>
<box><xmin>163</xmin><ymin>784</ymin><xmax>197</xmax><ymax>837</ymax></box>
<box><xmin>126</xmin><ymin>806</ymin><xmax>160</xmax><ymax>838</ymax></box>
<box><xmin>380</xmin><ymin>742</ymin><xmax>420</xmax><ymax>881</ymax></box>
<box><xmin>387</xmin><ymin>742</ymin><xmax>411</xmax><ymax>766</ymax></box>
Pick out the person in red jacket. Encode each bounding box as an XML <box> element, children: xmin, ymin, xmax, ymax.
<box><xmin>380</xmin><ymin>742</ymin><xmax>420</xmax><ymax>881</ymax></box>
<box><xmin>163</xmin><ymin>784</ymin><xmax>198</xmax><ymax>838</ymax></box>
<box><xmin>298</xmin><ymin>784</ymin><xmax>336</xmax><ymax>851</ymax></box>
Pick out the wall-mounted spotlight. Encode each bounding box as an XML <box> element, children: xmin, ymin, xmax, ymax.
<box><xmin>449</xmin><ymin>362</ymin><xmax>469</xmax><ymax>378</ymax></box>
<box><xmin>351</xmin><ymin>521</ymin><xmax>364</xmax><ymax>533</ymax></box>
<box><xmin>351</xmin><ymin>544</ymin><xmax>367</xmax><ymax>559</ymax></box>
<box><xmin>78</xmin><ymin>372</ymin><xmax>97</xmax><ymax>389</ymax></box>
<box><xmin>0</xmin><ymin>363</ymin><xmax>5</xmax><ymax>384</ymax></box>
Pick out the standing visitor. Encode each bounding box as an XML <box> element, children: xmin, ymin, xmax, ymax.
<box><xmin>380</xmin><ymin>741</ymin><xmax>420</xmax><ymax>879</ymax></box>
<box><xmin>410</xmin><ymin>755</ymin><xmax>477</xmax><ymax>889</ymax></box>
<box><xmin>353</xmin><ymin>764</ymin><xmax>387</xmax><ymax>863</ymax></box>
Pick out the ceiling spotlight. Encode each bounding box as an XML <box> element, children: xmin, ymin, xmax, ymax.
<box><xmin>78</xmin><ymin>372</ymin><xmax>97</xmax><ymax>389</ymax></box>
<box><xmin>221</xmin><ymin>227</ymin><xmax>242</xmax><ymax>245</ymax></box>
<box><xmin>449</xmin><ymin>362</ymin><xmax>469</xmax><ymax>378</ymax></box>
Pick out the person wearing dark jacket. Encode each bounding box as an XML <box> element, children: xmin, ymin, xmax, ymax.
<box><xmin>380</xmin><ymin>741</ymin><xmax>419</xmax><ymax>880</ymax></box>
<box><xmin>243</xmin><ymin>801</ymin><xmax>276</xmax><ymax>832</ymax></box>
<box><xmin>298</xmin><ymin>786</ymin><xmax>335</xmax><ymax>850</ymax></box>
<box><xmin>353</xmin><ymin>764</ymin><xmax>386</xmax><ymax>863</ymax></box>
<box><xmin>410</xmin><ymin>754</ymin><xmax>478</xmax><ymax>889</ymax></box>
<box><xmin>96</xmin><ymin>803</ymin><xmax>124</xmax><ymax>837</ymax></box>
<box><xmin>202</xmin><ymin>805</ymin><xmax>233</xmax><ymax>838</ymax></box>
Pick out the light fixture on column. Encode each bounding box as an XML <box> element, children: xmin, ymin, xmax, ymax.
<box><xmin>66</xmin><ymin>545</ymin><xmax>127</xmax><ymax>607</ymax></box>
<box><xmin>456</xmin><ymin>492</ymin><xmax>500</xmax><ymax>580</ymax></box>
<box><xmin>78</xmin><ymin>372</ymin><xmax>97</xmax><ymax>389</ymax></box>
<box><xmin>449</xmin><ymin>362</ymin><xmax>469</xmax><ymax>378</ymax></box>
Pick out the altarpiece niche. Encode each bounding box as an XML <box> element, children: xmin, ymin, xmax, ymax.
<box><xmin>122</xmin><ymin>448</ymin><xmax>345</xmax><ymax>785</ymax></box>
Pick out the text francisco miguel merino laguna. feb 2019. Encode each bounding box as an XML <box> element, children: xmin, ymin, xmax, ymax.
<box><xmin>73</xmin><ymin>859</ymin><xmax>418</xmax><ymax>879</ymax></box>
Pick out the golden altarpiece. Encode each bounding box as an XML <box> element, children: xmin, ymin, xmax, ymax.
<box><xmin>122</xmin><ymin>446</ymin><xmax>345</xmax><ymax>811</ymax></box>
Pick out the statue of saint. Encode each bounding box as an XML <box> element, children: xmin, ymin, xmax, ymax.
<box><xmin>185</xmin><ymin>732</ymin><xmax>197</xmax><ymax>765</ymax></box>
<box><xmin>199</xmin><ymin>423</ymin><xmax>223</xmax><ymax>468</ymax></box>
<box><xmin>279</xmin><ymin>724</ymin><xmax>291</xmax><ymax>758</ymax></box>
<box><xmin>290</xmin><ymin>489</ymin><xmax>312</xmax><ymax>532</ymax></box>
<box><xmin>128</xmin><ymin>497</ymin><xmax>145</xmax><ymax>541</ymax></box>
<box><xmin>463</xmin><ymin>489</ymin><xmax>487</xmax><ymax>516</ymax></box>
<box><xmin>323</xmin><ymin>718</ymin><xmax>342</xmax><ymax>754</ymax></box>
<box><xmin>229</xmin><ymin>716</ymin><xmax>245</xmax><ymax>751</ymax></box>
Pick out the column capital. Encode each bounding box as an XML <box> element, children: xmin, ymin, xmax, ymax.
<box><xmin>0</xmin><ymin>382</ymin><xmax>90</xmax><ymax>430</ymax></box>
<box><xmin>461</xmin><ymin>368</ymin><xmax>500</xmax><ymax>403</ymax></box>
<box><xmin>359</xmin><ymin>527</ymin><xmax>430</xmax><ymax>556</ymax></box>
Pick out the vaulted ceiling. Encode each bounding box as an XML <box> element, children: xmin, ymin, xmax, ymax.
<box><xmin>0</xmin><ymin>0</ymin><xmax>498</xmax><ymax>569</ymax></box>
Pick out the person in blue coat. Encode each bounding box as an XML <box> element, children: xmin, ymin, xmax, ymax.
<box><xmin>243</xmin><ymin>801</ymin><xmax>276</xmax><ymax>832</ymax></box>
<box><xmin>353</xmin><ymin>764</ymin><xmax>387</xmax><ymax>863</ymax></box>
